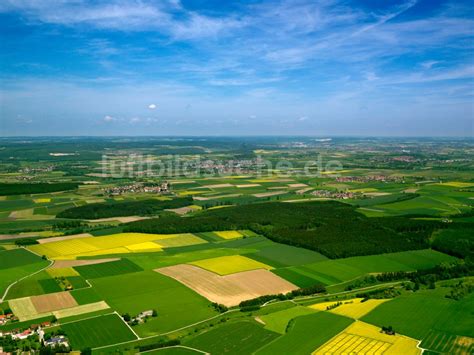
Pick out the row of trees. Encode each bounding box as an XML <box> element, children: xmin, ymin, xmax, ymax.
<box><xmin>239</xmin><ymin>283</ymin><xmax>327</xmax><ymax>310</ymax></box>
<box><xmin>0</xmin><ymin>182</ymin><xmax>79</xmax><ymax>195</ymax></box>
<box><xmin>345</xmin><ymin>260</ymin><xmax>474</xmax><ymax>292</ymax></box>
<box><xmin>57</xmin><ymin>197</ymin><xmax>193</xmax><ymax>219</ymax></box>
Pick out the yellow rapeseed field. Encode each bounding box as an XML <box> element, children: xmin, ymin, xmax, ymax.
<box><xmin>33</xmin><ymin>198</ymin><xmax>51</xmax><ymax>203</ymax></box>
<box><xmin>46</xmin><ymin>267</ymin><xmax>80</xmax><ymax>278</ymax></box>
<box><xmin>28</xmin><ymin>232</ymin><xmax>199</xmax><ymax>259</ymax></box>
<box><xmin>214</xmin><ymin>230</ymin><xmax>243</xmax><ymax>239</ymax></box>
<box><xmin>313</xmin><ymin>321</ymin><xmax>420</xmax><ymax>355</ymax></box>
<box><xmin>309</xmin><ymin>298</ymin><xmax>389</xmax><ymax>319</ymax></box>
<box><xmin>190</xmin><ymin>255</ymin><xmax>273</xmax><ymax>275</ymax></box>
<box><xmin>438</xmin><ymin>181</ymin><xmax>474</xmax><ymax>188</ymax></box>
<box><xmin>126</xmin><ymin>242</ymin><xmax>163</xmax><ymax>251</ymax></box>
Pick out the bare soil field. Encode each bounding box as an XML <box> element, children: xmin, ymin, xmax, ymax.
<box><xmin>155</xmin><ymin>264</ymin><xmax>297</xmax><ymax>307</ymax></box>
<box><xmin>50</xmin><ymin>258</ymin><xmax>119</xmax><ymax>269</ymax></box>
<box><xmin>165</xmin><ymin>206</ymin><xmax>196</xmax><ymax>215</ymax></box>
<box><xmin>38</xmin><ymin>233</ymin><xmax>93</xmax><ymax>244</ymax></box>
<box><xmin>31</xmin><ymin>291</ymin><xmax>78</xmax><ymax>313</ymax></box>
<box><xmin>253</xmin><ymin>191</ymin><xmax>287</xmax><ymax>198</ymax></box>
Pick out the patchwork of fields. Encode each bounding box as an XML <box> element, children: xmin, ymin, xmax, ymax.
<box><xmin>156</xmin><ymin>264</ymin><xmax>297</xmax><ymax>307</ymax></box>
<box><xmin>313</xmin><ymin>321</ymin><xmax>420</xmax><ymax>355</ymax></box>
<box><xmin>27</xmin><ymin>232</ymin><xmax>209</xmax><ymax>259</ymax></box>
<box><xmin>0</xmin><ymin>137</ymin><xmax>472</xmax><ymax>353</ymax></box>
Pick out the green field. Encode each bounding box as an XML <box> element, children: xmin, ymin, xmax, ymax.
<box><xmin>0</xmin><ymin>137</ymin><xmax>473</xmax><ymax>352</ymax></box>
<box><xmin>259</xmin><ymin>305</ymin><xmax>317</xmax><ymax>334</ymax></box>
<box><xmin>275</xmin><ymin>249</ymin><xmax>457</xmax><ymax>286</ymax></box>
<box><xmin>62</xmin><ymin>313</ymin><xmax>137</xmax><ymax>349</ymax></box>
<box><xmin>89</xmin><ymin>271</ymin><xmax>216</xmax><ymax>336</ymax></box>
<box><xmin>362</xmin><ymin>288</ymin><xmax>474</xmax><ymax>340</ymax></box>
<box><xmin>70</xmin><ymin>287</ymin><xmax>103</xmax><ymax>305</ymax></box>
<box><xmin>74</xmin><ymin>258</ymin><xmax>143</xmax><ymax>279</ymax></box>
<box><xmin>256</xmin><ymin>312</ymin><xmax>353</xmax><ymax>354</ymax></box>
<box><xmin>247</xmin><ymin>244</ymin><xmax>328</xmax><ymax>267</ymax></box>
<box><xmin>184</xmin><ymin>321</ymin><xmax>279</xmax><ymax>354</ymax></box>
<box><xmin>0</xmin><ymin>248</ymin><xmax>45</xmax><ymax>268</ymax></box>
<box><xmin>420</xmin><ymin>329</ymin><xmax>474</xmax><ymax>354</ymax></box>
<box><xmin>4</xmin><ymin>269</ymin><xmax>59</xmax><ymax>299</ymax></box>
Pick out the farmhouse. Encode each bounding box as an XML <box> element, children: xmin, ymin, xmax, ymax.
<box><xmin>44</xmin><ymin>335</ymin><xmax>69</xmax><ymax>348</ymax></box>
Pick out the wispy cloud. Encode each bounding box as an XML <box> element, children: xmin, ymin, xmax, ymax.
<box><xmin>1</xmin><ymin>0</ymin><xmax>473</xmax><ymax>136</ymax></box>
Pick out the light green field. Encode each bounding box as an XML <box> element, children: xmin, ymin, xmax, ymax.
<box><xmin>89</xmin><ymin>270</ymin><xmax>216</xmax><ymax>336</ymax></box>
<box><xmin>275</xmin><ymin>249</ymin><xmax>456</xmax><ymax>286</ymax></box>
<box><xmin>256</xmin><ymin>311</ymin><xmax>353</xmax><ymax>355</ymax></box>
<box><xmin>362</xmin><ymin>288</ymin><xmax>474</xmax><ymax>340</ymax></box>
<box><xmin>259</xmin><ymin>305</ymin><xmax>317</xmax><ymax>334</ymax></box>
<box><xmin>62</xmin><ymin>313</ymin><xmax>137</xmax><ymax>349</ymax></box>
<box><xmin>184</xmin><ymin>321</ymin><xmax>279</xmax><ymax>354</ymax></box>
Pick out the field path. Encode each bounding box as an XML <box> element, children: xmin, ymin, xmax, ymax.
<box><xmin>139</xmin><ymin>345</ymin><xmax>210</xmax><ymax>354</ymax></box>
<box><xmin>0</xmin><ymin>250</ymin><xmax>53</xmax><ymax>302</ymax></box>
<box><xmin>78</xmin><ymin>281</ymin><xmax>405</xmax><ymax>352</ymax></box>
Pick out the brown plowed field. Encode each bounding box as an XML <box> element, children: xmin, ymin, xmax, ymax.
<box><xmin>31</xmin><ymin>292</ymin><xmax>78</xmax><ymax>313</ymax></box>
<box><xmin>155</xmin><ymin>264</ymin><xmax>297</xmax><ymax>307</ymax></box>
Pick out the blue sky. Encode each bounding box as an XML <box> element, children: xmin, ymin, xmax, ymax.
<box><xmin>0</xmin><ymin>0</ymin><xmax>473</xmax><ymax>136</ymax></box>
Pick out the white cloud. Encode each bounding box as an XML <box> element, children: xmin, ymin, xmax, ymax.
<box><xmin>103</xmin><ymin>115</ymin><xmax>116</xmax><ymax>122</ymax></box>
<box><xmin>148</xmin><ymin>103</ymin><xmax>157</xmax><ymax>109</ymax></box>
<box><xmin>298</xmin><ymin>116</ymin><xmax>308</xmax><ymax>121</ymax></box>
<box><xmin>421</xmin><ymin>61</ymin><xmax>440</xmax><ymax>69</ymax></box>
<box><xmin>0</xmin><ymin>0</ymin><xmax>241</xmax><ymax>39</ymax></box>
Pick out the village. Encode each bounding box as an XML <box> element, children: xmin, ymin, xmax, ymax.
<box><xmin>103</xmin><ymin>181</ymin><xmax>170</xmax><ymax>196</ymax></box>
<box><xmin>335</xmin><ymin>175</ymin><xmax>404</xmax><ymax>183</ymax></box>
<box><xmin>0</xmin><ymin>318</ymin><xmax>70</xmax><ymax>354</ymax></box>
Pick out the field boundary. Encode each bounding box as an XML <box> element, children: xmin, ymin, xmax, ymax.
<box><xmin>90</xmin><ymin>281</ymin><xmax>404</xmax><ymax>352</ymax></box>
<box><xmin>1</xmin><ymin>251</ymin><xmax>53</xmax><ymax>302</ymax></box>
<box><xmin>139</xmin><ymin>345</ymin><xmax>209</xmax><ymax>354</ymax></box>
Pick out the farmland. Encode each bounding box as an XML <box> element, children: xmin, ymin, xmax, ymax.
<box><xmin>184</xmin><ymin>321</ymin><xmax>279</xmax><ymax>354</ymax></box>
<box><xmin>0</xmin><ymin>137</ymin><xmax>472</xmax><ymax>353</ymax></box>
<box><xmin>189</xmin><ymin>255</ymin><xmax>273</xmax><ymax>275</ymax></box>
<box><xmin>61</xmin><ymin>313</ymin><xmax>137</xmax><ymax>349</ymax></box>
<box><xmin>256</xmin><ymin>312</ymin><xmax>354</xmax><ymax>354</ymax></box>
<box><xmin>314</xmin><ymin>321</ymin><xmax>420</xmax><ymax>355</ymax></box>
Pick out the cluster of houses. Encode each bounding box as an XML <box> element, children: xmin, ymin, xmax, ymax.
<box><xmin>335</xmin><ymin>175</ymin><xmax>403</xmax><ymax>183</ymax></box>
<box><xmin>0</xmin><ymin>321</ymin><xmax>51</xmax><ymax>340</ymax></box>
<box><xmin>194</xmin><ymin>158</ymin><xmax>267</xmax><ymax>175</ymax></box>
<box><xmin>124</xmin><ymin>309</ymin><xmax>157</xmax><ymax>325</ymax></box>
<box><xmin>392</xmin><ymin>155</ymin><xmax>417</xmax><ymax>163</ymax></box>
<box><xmin>43</xmin><ymin>335</ymin><xmax>69</xmax><ymax>348</ymax></box>
<box><xmin>104</xmin><ymin>181</ymin><xmax>170</xmax><ymax>195</ymax></box>
<box><xmin>17</xmin><ymin>166</ymin><xmax>55</xmax><ymax>180</ymax></box>
<box><xmin>310</xmin><ymin>190</ymin><xmax>359</xmax><ymax>200</ymax></box>
<box><xmin>0</xmin><ymin>321</ymin><xmax>70</xmax><ymax>350</ymax></box>
<box><xmin>0</xmin><ymin>314</ymin><xmax>18</xmax><ymax>326</ymax></box>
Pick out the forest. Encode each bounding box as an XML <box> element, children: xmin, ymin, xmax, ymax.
<box><xmin>0</xmin><ymin>182</ymin><xmax>79</xmax><ymax>195</ymax></box>
<box><xmin>57</xmin><ymin>197</ymin><xmax>193</xmax><ymax>219</ymax></box>
<box><xmin>125</xmin><ymin>201</ymin><xmax>443</xmax><ymax>258</ymax></box>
